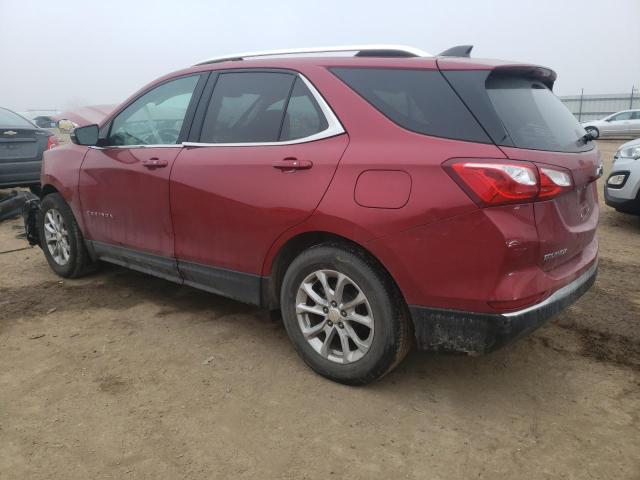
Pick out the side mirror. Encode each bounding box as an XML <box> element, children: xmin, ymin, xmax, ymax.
<box><xmin>70</xmin><ymin>124</ymin><xmax>99</xmax><ymax>146</ymax></box>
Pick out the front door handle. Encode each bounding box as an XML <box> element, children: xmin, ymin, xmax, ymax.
<box><xmin>272</xmin><ymin>157</ymin><xmax>313</xmax><ymax>172</ymax></box>
<box><xmin>142</xmin><ymin>158</ymin><xmax>168</xmax><ymax>169</ymax></box>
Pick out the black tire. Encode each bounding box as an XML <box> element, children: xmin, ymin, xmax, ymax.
<box><xmin>280</xmin><ymin>244</ymin><xmax>412</xmax><ymax>385</ymax></box>
<box><xmin>38</xmin><ymin>193</ymin><xmax>95</xmax><ymax>278</ymax></box>
<box><xmin>29</xmin><ymin>184</ymin><xmax>42</xmax><ymax>196</ymax></box>
<box><xmin>585</xmin><ymin>126</ymin><xmax>599</xmax><ymax>139</ymax></box>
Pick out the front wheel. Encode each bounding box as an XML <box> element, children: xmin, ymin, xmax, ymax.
<box><xmin>280</xmin><ymin>244</ymin><xmax>412</xmax><ymax>385</ymax></box>
<box><xmin>38</xmin><ymin>193</ymin><xmax>95</xmax><ymax>278</ymax></box>
<box><xmin>585</xmin><ymin>126</ymin><xmax>599</xmax><ymax>139</ymax></box>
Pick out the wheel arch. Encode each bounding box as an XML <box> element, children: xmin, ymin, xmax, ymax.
<box><xmin>40</xmin><ymin>183</ymin><xmax>60</xmax><ymax>197</ymax></box>
<box><xmin>261</xmin><ymin>230</ymin><xmax>407</xmax><ymax>312</ymax></box>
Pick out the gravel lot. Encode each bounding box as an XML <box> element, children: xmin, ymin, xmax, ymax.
<box><xmin>1</xmin><ymin>140</ymin><xmax>639</xmax><ymax>479</ymax></box>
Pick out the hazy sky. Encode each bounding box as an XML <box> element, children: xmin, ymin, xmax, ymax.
<box><xmin>1</xmin><ymin>0</ymin><xmax>639</xmax><ymax>113</ymax></box>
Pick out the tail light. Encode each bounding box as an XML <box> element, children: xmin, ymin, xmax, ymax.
<box><xmin>443</xmin><ymin>159</ymin><xmax>573</xmax><ymax>206</ymax></box>
<box><xmin>538</xmin><ymin>167</ymin><xmax>572</xmax><ymax>199</ymax></box>
<box><xmin>46</xmin><ymin>136</ymin><xmax>59</xmax><ymax>150</ymax></box>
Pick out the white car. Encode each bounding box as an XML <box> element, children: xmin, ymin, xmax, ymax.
<box><xmin>604</xmin><ymin>137</ymin><xmax>640</xmax><ymax>214</ymax></box>
<box><xmin>582</xmin><ymin>110</ymin><xmax>640</xmax><ymax>139</ymax></box>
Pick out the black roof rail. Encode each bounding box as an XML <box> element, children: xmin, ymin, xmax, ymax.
<box><xmin>438</xmin><ymin>45</ymin><xmax>473</xmax><ymax>57</ymax></box>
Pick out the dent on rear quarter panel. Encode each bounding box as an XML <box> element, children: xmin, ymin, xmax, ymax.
<box><xmin>41</xmin><ymin>143</ymin><xmax>90</xmax><ymax>232</ymax></box>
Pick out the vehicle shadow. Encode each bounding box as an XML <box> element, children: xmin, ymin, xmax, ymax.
<box><xmin>9</xmin><ymin>259</ymin><xmax>635</xmax><ymax>409</ymax></box>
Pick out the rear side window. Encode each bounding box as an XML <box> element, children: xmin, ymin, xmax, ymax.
<box><xmin>201</xmin><ymin>72</ymin><xmax>295</xmax><ymax>143</ymax></box>
<box><xmin>330</xmin><ymin>67</ymin><xmax>490</xmax><ymax>143</ymax></box>
<box><xmin>280</xmin><ymin>78</ymin><xmax>328</xmax><ymax>141</ymax></box>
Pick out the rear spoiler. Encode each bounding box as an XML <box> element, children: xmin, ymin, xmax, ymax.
<box><xmin>438</xmin><ymin>45</ymin><xmax>473</xmax><ymax>58</ymax></box>
<box><xmin>492</xmin><ymin>64</ymin><xmax>557</xmax><ymax>89</ymax></box>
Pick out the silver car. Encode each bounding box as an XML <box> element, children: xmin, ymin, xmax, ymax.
<box><xmin>604</xmin><ymin>137</ymin><xmax>640</xmax><ymax>214</ymax></box>
<box><xmin>582</xmin><ymin>110</ymin><xmax>640</xmax><ymax>139</ymax></box>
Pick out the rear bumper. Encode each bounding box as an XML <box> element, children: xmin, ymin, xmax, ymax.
<box><xmin>409</xmin><ymin>261</ymin><xmax>597</xmax><ymax>354</ymax></box>
<box><xmin>604</xmin><ymin>187</ymin><xmax>640</xmax><ymax>214</ymax></box>
<box><xmin>0</xmin><ymin>159</ymin><xmax>42</xmax><ymax>188</ymax></box>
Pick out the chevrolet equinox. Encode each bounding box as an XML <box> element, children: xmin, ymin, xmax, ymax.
<box><xmin>28</xmin><ymin>45</ymin><xmax>600</xmax><ymax>384</ymax></box>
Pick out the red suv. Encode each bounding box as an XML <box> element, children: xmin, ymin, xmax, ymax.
<box><xmin>29</xmin><ymin>45</ymin><xmax>600</xmax><ymax>384</ymax></box>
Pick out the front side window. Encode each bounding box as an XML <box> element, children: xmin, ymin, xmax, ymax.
<box><xmin>108</xmin><ymin>75</ymin><xmax>200</xmax><ymax>146</ymax></box>
<box><xmin>609</xmin><ymin>111</ymin><xmax>633</xmax><ymax>121</ymax></box>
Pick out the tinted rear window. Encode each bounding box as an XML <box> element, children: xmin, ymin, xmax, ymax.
<box><xmin>486</xmin><ymin>75</ymin><xmax>588</xmax><ymax>152</ymax></box>
<box><xmin>0</xmin><ymin>108</ymin><xmax>34</xmax><ymax>129</ymax></box>
<box><xmin>443</xmin><ymin>70</ymin><xmax>591</xmax><ymax>153</ymax></box>
<box><xmin>331</xmin><ymin>67</ymin><xmax>490</xmax><ymax>143</ymax></box>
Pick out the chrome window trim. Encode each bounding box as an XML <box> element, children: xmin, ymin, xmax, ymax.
<box><xmin>195</xmin><ymin>44</ymin><xmax>432</xmax><ymax>66</ymax></box>
<box><xmin>91</xmin><ymin>73</ymin><xmax>345</xmax><ymax>150</ymax></box>
<box><xmin>89</xmin><ymin>144</ymin><xmax>181</xmax><ymax>150</ymax></box>
<box><xmin>183</xmin><ymin>73</ymin><xmax>345</xmax><ymax>148</ymax></box>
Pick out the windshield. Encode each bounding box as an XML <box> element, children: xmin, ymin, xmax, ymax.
<box><xmin>0</xmin><ymin>108</ymin><xmax>34</xmax><ymax>129</ymax></box>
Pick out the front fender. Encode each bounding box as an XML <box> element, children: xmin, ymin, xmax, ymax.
<box><xmin>41</xmin><ymin>143</ymin><xmax>90</xmax><ymax>232</ymax></box>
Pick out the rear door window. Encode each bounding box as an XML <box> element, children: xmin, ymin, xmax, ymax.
<box><xmin>330</xmin><ymin>67</ymin><xmax>490</xmax><ymax>143</ymax></box>
<box><xmin>280</xmin><ymin>78</ymin><xmax>329</xmax><ymax>141</ymax></box>
<box><xmin>200</xmin><ymin>72</ymin><xmax>295</xmax><ymax>143</ymax></box>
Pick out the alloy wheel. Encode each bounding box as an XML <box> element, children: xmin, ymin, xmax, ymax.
<box><xmin>295</xmin><ymin>269</ymin><xmax>374</xmax><ymax>364</ymax></box>
<box><xmin>43</xmin><ymin>208</ymin><xmax>70</xmax><ymax>266</ymax></box>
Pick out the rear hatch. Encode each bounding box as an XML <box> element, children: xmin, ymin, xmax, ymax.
<box><xmin>0</xmin><ymin>128</ymin><xmax>41</xmax><ymax>162</ymax></box>
<box><xmin>0</xmin><ymin>108</ymin><xmax>49</xmax><ymax>184</ymax></box>
<box><xmin>439</xmin><ymin>61</ymin><xmax>600</xmax><ymax>271</ymax></box>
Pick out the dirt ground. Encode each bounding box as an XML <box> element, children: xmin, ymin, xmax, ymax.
<box><xmin>1</xmin><ymin>140</ymin><xmax>639</xmax><ymax>479</ymax></box>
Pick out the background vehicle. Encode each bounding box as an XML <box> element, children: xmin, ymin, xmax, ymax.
<box><xmin>605</xmin><ymin>137</ymin><xmax>640</xmax><ymax>214</ymax></box>
<box><xmin>53</xmin><ymin>104</ymin><xmax>115</xmax><ymax>130</ymax></box>
<box><xmin>0</xmin><ymin>107</ymin><xmax>57</xmax><ymax>192</ymax></box>
<box><xmin>31</xmin><ymin>45</ymin><xmax>599</xmax><ymax>384</ymax></box>
<box><xmin>582</xmin><ymin>109</ymin><xmax>640</xmax><ymax>139</ymax></box>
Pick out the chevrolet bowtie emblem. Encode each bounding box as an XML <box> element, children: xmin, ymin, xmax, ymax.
<box><xmin>3</xmin><ymin>130</ymin><xmax>17</xmax><ymax>136</ymax></box>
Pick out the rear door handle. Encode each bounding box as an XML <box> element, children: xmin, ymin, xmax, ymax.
<box><xmin>141</xmin><ymin>158</ymin><xmax>168</xmax><ymax>169</ymax></box>
<box><xmin>272</xmin><ymin>157</ymin><xmax>313</xmax><ymax>172</ymax></box>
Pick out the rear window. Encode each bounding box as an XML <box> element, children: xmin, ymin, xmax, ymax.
<box><xmin>0</xmin><ymin>108</ymin><xmax>34</xmax><ymax>129</ymax></box>
<box><xmin>330</xmin><ymin>67</ymin><xmax>490</xmax><ymax>143</ymax></box>
<box><xmin>486</xmin><ymin>75</ymin><xmax>588</xmax><ymax>152</ymax></box>
<box><xmin>443</xmin><ymin>70</ymin><xmax>591</xmax><ymax>153</ymax></box>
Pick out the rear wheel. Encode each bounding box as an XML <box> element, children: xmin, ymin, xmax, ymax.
<box><xmin>39</xmin><ymin>193</ymin><xmax>95</xmax><ymax>278</ymax></box>
<box><xmin>280</xmin><ymin>244</ymin><xmax>412</xmax><ymax>385</ymax></box>
<box><xmin>585</xmin><ymin>126</ymin><xmax>599</xmax><ymax>139</ymax></box>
